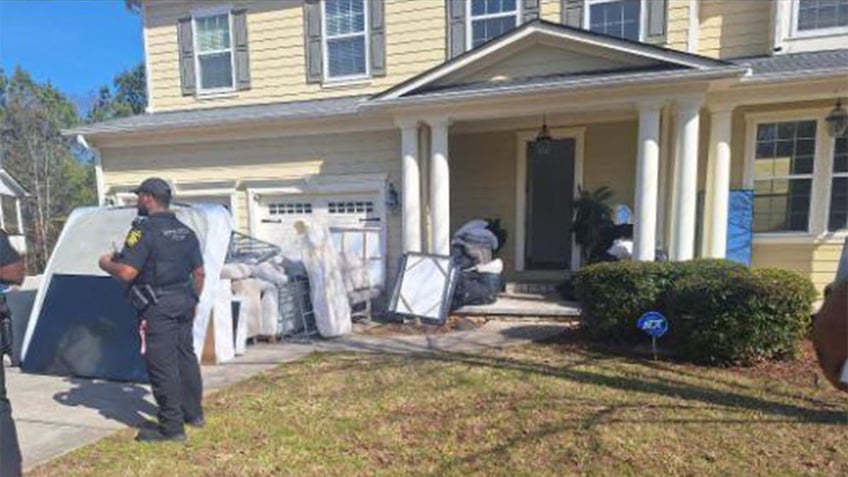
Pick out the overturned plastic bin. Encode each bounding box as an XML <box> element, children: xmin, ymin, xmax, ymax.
<box><xmin>20</xmin><ymin>204</ymin><xmax>232</xmax><ymax>382</ymax></box>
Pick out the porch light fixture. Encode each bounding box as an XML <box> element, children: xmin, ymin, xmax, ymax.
<box><xmin>386</xmin><ymin>182</ymin><xmax>400</xmax><ymax>215</ymax></box>
<box><xmin>826</xmin><ymin>99</ymin><xmax>848</xmax><ymax>138</ymax></box>
<box><xmin>533</xmin><ymin>114</ymin><xmax>553</xmax><ymax>155</ymax></box>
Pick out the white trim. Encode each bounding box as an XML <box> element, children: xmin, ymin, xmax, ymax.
<box><xmin>688</xmin><ymin>0</ymin><xmax>699</xmax><ymax>53</ymax></box>
<box><xmin>192</xmin><ymin>6</ymin><xmax>237</xmax><ymax>95</ymax></box>
<box><xmin>466</xmin><ymin>0</ymin><xmax>522</xmax><ymax>49</ymax></box>
<box><xmin>374</xmin><ymin>22</ymin><xmax>728</xmax><ymax>101</ymax></box>
<box><xmin>584</xmin><ymin>0</ymin><xmax>647</xmax><ymax>42</ymax></box>
<box><xmin>321</xmin><ymin>0</ymin><xmax>371</xmax><ymax>83</ymax></box>
<box><xmin>515</xmin><ymin>127</ymin><xmax>585</xmax><ymax>272</ymax></box>
<box><xmin>172</xmin><ymin>187</ymin><xmax>240</xmax><ymax>229</ymax></box>
<box><xmin>141</xmin><ymin>0</ymin><xmax>154</xmax><ymax>113</ymax></box>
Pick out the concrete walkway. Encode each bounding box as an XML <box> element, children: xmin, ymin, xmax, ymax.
<box><xmin>7</xmin><ymin>320</ymin><xmax>570</xmax><ymax>471</ymax></box>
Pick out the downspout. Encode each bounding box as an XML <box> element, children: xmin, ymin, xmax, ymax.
<box><xmin>76</xmin><ymin>134</ymin><xmax>106</xmax><ymax>206</ymax></box>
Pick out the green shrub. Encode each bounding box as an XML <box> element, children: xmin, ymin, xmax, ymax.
<box><xmin>575</xmin><ymin>259</ymin><xmax>815</xmax><ymax>365</ymax></box>
<box><xmin>575</xmin><ymin>261</ymin><xmax>669</xmax><ymax>342</ymax></box>
<box><xmin>666</xmin><ymin>267</ymin><xmax>816</xmax><ymax>365</ymax></box>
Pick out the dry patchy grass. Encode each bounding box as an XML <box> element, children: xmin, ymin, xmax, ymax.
<box><xmin>30</xmin><ymin>332</ymin><xmax>848</xmax><ymax>477</ymax></box>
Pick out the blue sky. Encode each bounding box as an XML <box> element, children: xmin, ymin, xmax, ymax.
<box><xmin>0</xmin><ymin>0</ymin><xmax>143</xmax><ymax>110</ymax></box>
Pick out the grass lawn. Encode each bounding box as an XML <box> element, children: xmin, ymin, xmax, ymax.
<box><xmin>31</xmin><ymin>330</ymin><xmax>848</xmax><ymax>476</ymax></box>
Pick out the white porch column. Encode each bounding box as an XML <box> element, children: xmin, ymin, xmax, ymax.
<box><xmin>702</xmin><ymin>106</ymin><xmax>733</xmax><ymax>258</ymax></box>
<box><xmin>670</xmin><ymin>97</ymin><xmax>702</xmax><ymax>261</ymax></box>
<box><xmin>398</xmin><ymin>120</ymin><xmax>422</xmax><ymax>253</ymax></box>
<box><xmin>427</xmin><ymin>118</ymin><xmax>451</xmax><ymax>255</ymax></box>
<box><xmin>14</xmin><ymin>198</ymin><xmax>23</xmax><ymax>235</ymax></box>
<box><xmin>633</xmin><ymin>102</ymin><xmax>663</xmax><ymax>261</ymax></box>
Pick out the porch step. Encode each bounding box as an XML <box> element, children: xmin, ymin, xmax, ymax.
<box><xmin>504</xmin><ymin>281</ymin><xmax>561</xmax><ymax>295</ymax></box>
<box><xmin>454</xmin><ymin>295</ymin><xmax>581</xmax><ymax>320</ymax></box>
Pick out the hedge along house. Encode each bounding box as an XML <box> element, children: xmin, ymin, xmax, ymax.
<box><xmin>66</xmin><ymin>0</ymin><xmax>848</xmax><ymax>295</ymax></box>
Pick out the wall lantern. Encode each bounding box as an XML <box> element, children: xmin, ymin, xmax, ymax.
<box><xmin>386</xmin><ymin>182</ymin><xmax>400</xmax><ymax>215</ymax></box>
<box><xmin>826</xmin><ymin>98</ymin><xmax>848</xmax><ymax>138</ymax></box>
<box><xmin>533</xmin><ymin>114</ymin><xmax>553</xmax><ymax>155</ymax></box>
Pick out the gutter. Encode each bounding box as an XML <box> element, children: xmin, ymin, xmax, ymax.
<box><xmin>738</xmin><ymin>67</ymin><xmax>848</xmax><ymax>84</ymax></box>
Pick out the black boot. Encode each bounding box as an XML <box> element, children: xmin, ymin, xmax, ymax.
<box><xmin>135</xmin><ymin>427</ymin><xmax>186</xmax><ymax>443</ymax></box>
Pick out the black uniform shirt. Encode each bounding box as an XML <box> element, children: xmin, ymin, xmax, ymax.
<box><xmin>117</xmin><ymin>212</ymin><xmax>203</xmax><ymax>288</ymax></box>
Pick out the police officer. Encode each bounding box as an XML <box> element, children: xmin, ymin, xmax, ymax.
<box><xmin>1</xmin><ymin>227</ymin><xmax>24</xmax><ymax>476</ymax></box>
<box><xmin>99</xmin><ymin>178</ymin><xmax>206</xmax><ymax>442</ymax></box>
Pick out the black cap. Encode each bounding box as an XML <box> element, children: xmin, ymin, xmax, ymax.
<box><xmin>132</xmin><ymin>177</ymin><xmax>172</xmax><ymax>202</ymax></box>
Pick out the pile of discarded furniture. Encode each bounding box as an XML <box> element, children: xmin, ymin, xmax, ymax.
<box><xmin>449</xmin><ymin>219</ymin><xmax>505</xmax><ymax>310</ymax></box>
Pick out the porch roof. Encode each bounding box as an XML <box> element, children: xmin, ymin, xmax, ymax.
<box><xmin>0</xmin><ymin>168</ymin><xmax>29</xmax><ymax>198</ymax></box>
<box><xmin>734</xmin><ymin>48</ymin><xmax>848</xmax><ymax>82</ymax></box>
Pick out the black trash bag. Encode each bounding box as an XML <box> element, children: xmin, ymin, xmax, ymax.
<box><xmin>450</xmin><ymin>244</ymin><xmax>476</xmax><ymax>270</ymax></box>
<box><xmin>451</xmin><ymin>272</ymin><xmax>502</xmax><ymax>310</ymax></box>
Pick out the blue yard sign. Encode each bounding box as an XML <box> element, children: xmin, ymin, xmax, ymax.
<box><xmin>637</xmin><ymin>312</ymin><xmax>668</xmax><ymax>360</ymax></box>
<box><xmin>637</xmin><ymin>312</ymin><xmax>668</xmax><ymax>338</ymax></box>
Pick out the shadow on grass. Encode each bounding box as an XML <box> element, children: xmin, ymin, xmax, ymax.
<box><xmin>322</xmin><ymin>329</ymin><xmax>847</xmax><ymax>426</ymax></box>
<box><xmin>54</xmin><ymin>378</ymin><xmax>157</xmax><ymax>428</ymax></box>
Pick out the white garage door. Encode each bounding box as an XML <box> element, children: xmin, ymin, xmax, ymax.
<box><xmin>255</xmin><ymin>193</ymin><xmax>385</xmax><ymax>288</ymax></box>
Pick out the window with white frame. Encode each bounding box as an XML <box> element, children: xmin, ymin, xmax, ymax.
<box><xmin>795</xmin><ymin>0</ymin><xmax>848</xmax><ymax>34</ymax></box>
<box><xmin>323</xmin><ymin>0</ymin><xmax>369</xmax><ymax>80</ymax></box>
<box><xmin>194</xmin><ymin>11</ymin><xmax>235</xmax><ymax>92</ymax></box>
<box><xmin>468</xmin><ymin>0</ymin><xmax>520</xmax><ymax>48</ymax></box>
<box><xmin>828</xmin><ymin>131</ymin><xmax>848</xmax><ymax>231</ymax></box>
<box><xmin>752</xmin><ymin>120</ymin><xmax>817</xmax><ymax>233</ymax></box>
<box><xmin>587</xmin><ymin>0</ymin><xmax>642</xmax><ymax>41</ymax></box>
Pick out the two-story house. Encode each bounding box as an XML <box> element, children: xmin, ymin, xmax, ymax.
<box><xmin>67</xmin><ymin>0</ymin><xmax>848</xmax><ymax>294</ymax></box>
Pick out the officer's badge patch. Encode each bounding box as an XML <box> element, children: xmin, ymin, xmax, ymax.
<box><xmin>126</xmin><ymin>229</ymin><xmax>142</xmax><ymax>248</ymax></box>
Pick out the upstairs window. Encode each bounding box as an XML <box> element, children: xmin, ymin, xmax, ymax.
<box><xmin>468</xmin><ymin>0</ymin><xmax>520</xmax><ymax>48</ymax></box>
<box><xmin>796</xmin><ymin>0</ymin><xmax>848</xmax><ymax>34</ymax></box>
<box><xmin>586</xmin><ymin>0</ymin><xmax>642</xmax><ymax>41</ymax></box>
<box><xmin>194</xmin><ymin>12</ymin><xmax>235</xmax><ymax>92</ymax></box>
<box><xmin>323</xmin><ymin>0</ymin><xmax>369</xmax><ymax>80</ymax></box>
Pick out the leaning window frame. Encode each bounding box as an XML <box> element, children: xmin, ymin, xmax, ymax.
<box><xmin>584</xmin><ymin>0</ymin><xmax>647</xmax><ymax>42</ymax></box>
<box><xmin>321</xmin><ymin>0</ymin><xmax>371</xmax><ymax>83</ymax></box>
<box><xmin>744</xmin><ymin>109</ymin><xmax>848</xmax><ymax>242</ymax></box>
<box><xmin>466</xmin><ymin>0</ymin><xmax>522</xmax><ymax>50</ymax></box>
<box><xmin>790</xmin><ymin>0</ymin><xmax>848</xmax><ymax>39</ymax></box>
<box><xmin>192</xmin><ymin>6</ymin><xmax>237</xmax><ymax>95</ymax></box>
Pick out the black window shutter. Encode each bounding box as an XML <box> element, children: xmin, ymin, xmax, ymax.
<box><xmin>177</xmin><ymin>17</ymin><xmax>196</xmax><ymax>96</ymax></box>
<box><xmin>304</xmin><ymin>0</ymin><xmax>323</xmax><ymax>84</ymax></box>
<box><xmin>522</xmin><ymin>0</ymin><xmax>540</xmax><ymax>23</ymax></box>
<box><xmin>446</xmin><ymin>0</ymin><xmax>467</xmax><ymax>59</ymax></box>
<box><xmin>561</xmin><ymin>0</ymin><xmax>584</xmax><ymax>28</ymax></box>
<box><xmin>646</xmin><ymin>0</ymin><xmax>669</xmax><ymax>44</ymax></box>
<box><xmin>370</xmin><ymin>0</ymin><xmax>386</xmax><ymax>77</ymax></box>
<box><xmin>233</xmin><ymin>9</ymin><xmax>251</xmax><ymax>91</ymax></box>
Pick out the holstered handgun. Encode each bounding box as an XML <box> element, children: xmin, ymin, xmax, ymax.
<box><xmin>126</xmin><ymin>284</ymin><xmax>160</xmax><ymax>312</ymax></box>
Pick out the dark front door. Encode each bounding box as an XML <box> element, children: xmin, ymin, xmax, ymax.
<box><xmin>525</xmin><ymin>138</ymin><xmax>575</xmax><ymax>270</ymax></box>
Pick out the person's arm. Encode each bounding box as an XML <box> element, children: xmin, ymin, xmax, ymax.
<box><xmin>192</xmin><ymin>266</ymin><xmax>205</xmax><ymax>298</ymax></box>
<box><xmin>99</xmin><ymin>254</ymin><xmax>140</xmax><ymax>283</ymax></box>
<box><xmin>0</xmin><ymin>231</ymin><xmax>24</xmax><ymax>285</ymax></box>
<box><xmin>100</xmin><ymin>225</ymin><xmax>150</xmax><ymax>283</ymax></box>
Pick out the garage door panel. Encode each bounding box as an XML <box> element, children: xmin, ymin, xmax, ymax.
<box><xmin>256</xmin><ymin>192</ymin><xmax>386</xmax><ymax>289</ymax></box>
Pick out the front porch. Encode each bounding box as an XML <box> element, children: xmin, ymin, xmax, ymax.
<box><xmin>377</xmin><ymin>21</ymin><xmax>744</xmax><ymax>294</ymax></box>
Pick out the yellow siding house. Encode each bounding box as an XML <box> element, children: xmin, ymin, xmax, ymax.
<box><xmin>67</xmin><ymin>0</ymin><xmax>848</xmax><ymax>293</ymax></box>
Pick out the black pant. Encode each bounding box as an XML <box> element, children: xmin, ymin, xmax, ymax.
<box><xmin>1</xmin><ymin>361</ymin><xmax>22</xmax><ymax>477</ymax></box>
<box><xmin>142</xmin><ymin>293</ymin><xmax>203</xmax><ymax>436</ymax></box>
